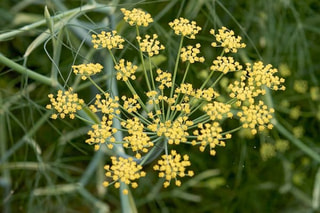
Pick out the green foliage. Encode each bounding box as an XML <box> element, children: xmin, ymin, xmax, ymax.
<box><xmin>1</xmin><ymin>0</ymin><xmax>320</xmax><ymax>212</ymax></box>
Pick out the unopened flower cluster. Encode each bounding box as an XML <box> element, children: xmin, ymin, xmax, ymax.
<box><xmin>47</xmin><ymin>8</ymin><xmax>285</xmax><ymax>194</ymax></box>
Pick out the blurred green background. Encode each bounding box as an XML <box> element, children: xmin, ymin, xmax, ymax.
<box><xmin>1</xmin><ymin>0</ymin><xmax>320</xmax><ymax>212</ymax></box>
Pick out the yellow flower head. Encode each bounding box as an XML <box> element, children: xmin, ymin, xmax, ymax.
<box><xmin>228</xmin><ymin>61</ymin><xmax>285</xmax><ymax>105</ymax></box>
<box><xmin>86</xmin><ymin>116</ymin><xmax>117</xmax><ymax>151</ymax></box>
<box><xmin>153</xmin><ymin>150</ymin><xmax>194</xmax><ymax>188</ymax></box>
<box><xmin>210</xmin><ymin>27</ymin><xmax>246</xmax><ymax>53</ymax></box>
<box><xmin>155</xmin><ymin>69</ymin><xmax>172</xmax><ymax>90</ymax></box>
<box><xmin>180</xmin><ymin>43</ymin><xmax>205</xmax><ymax>63</ymax></box>
<box><xmin>237</xmin><ymin>100</ymin><xmax>275</xmax><ymax>135</ymax></box>
<box><xmin>114</xmin><ymin>59</ymin><xmax>138</xmax><ymax>81</ymax></box>
<box><xmin>121</xmin><ymin>94</ymin><xmax>141</xmax><ymax>113</ymax></box>
<box><xmin>46</xmin><ymin>88</ymin><xmax>84</xmax><ymax>119</ymax></box>
<box><xmin>210</xmin><ymin>56</ymin><xmax>243</xmax><ymax>74</ymax></box>
<box><xmin>169</xmin><ymin>17</ymin><xmax>201</xmax><ymax>39</ymax></box>
<box><xmin>91</xmin><ymin>30</ymin><xmax>124</xmax><ymax>49</ymax></box>
<box><xmin>121</xmin><ymin>8</ymin><xmax>153</xmax><ymax>27</ymax></box>
<box><xmin>121</xmin><ymin>117</ymin><xmax>153</xmax><ymax>159</ymax></box>
<box><xmin>192</xmin><ymin>122</ymin><xmax>231</xmax><ymax>156</ymax></box>
<box><xmin>137</xmin><ymin>34</ymin><xmax>165</xmax><ymax>57</ymax></box>
<box><xmin>103</xmin><ymin>157</ymin><xmax>146</xmax><ymax>194</ymax></box>
<box><xmin>89</xmin><ymin>93</ymin><xmax>120</xmax><ymax>115</ymax></box>
<box><xmin>72</xmin><ymin>63</ymin><xmax>103</xmax><ymax>80</ymax></box>
<box><xmin>203</xmin><ymin>101</ymin><xmax>233</xmax><ymax>120</ymax></box>
<box><xmin>148</xmin><ymin>116</ymin><xmax>193</xmax><ymax>145</ymax></box>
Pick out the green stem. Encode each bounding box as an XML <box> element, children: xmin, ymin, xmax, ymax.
<box><xmin>88</xmin><ymin>76</ymin><xmax>105</xmax><ymax>95</ymax></box>
<box><xmin>136</xmin><ymin>26</ymin><xmax>151</xmax><ymax>91</ymax></box>
<box><xmin>273</xmin><ymin>119</ymin><xmax>320</xmax><ymax>163</ymax></box>
<box><xmin>169</xmin><ymin>36</ymin><xmax>184</xmax><ymax>98</ymax></box>
<box><xmin>0</xmin><ymin>4</ymin><xmax>109</xmax><ymax>41</ymax></box>
<box><xmin>181</xmin><ymin>62</ymin><xmax>191</xmax><ymax>85</ymax></box>
<box><xmin>0</xmin><ymin>53</ymin><xmax>61</xmax><ymax>89</ymax></box>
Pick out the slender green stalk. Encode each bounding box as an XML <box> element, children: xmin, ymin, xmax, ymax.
<box><xmin>0</xmin><ymin>53</ymin><xmax>61</xmax><ymax>89</ymax></box>
<box><xmin>169</xmin><ymin>36</ymin><xmax>184</xmax><ymax>98</ymax></box>
<box><xmin>136</xmin><ymin>26</ymin><xmax>152</xmax><ymax>91</ymax></box>
<box><xmin>0</xmin><ymin>3</ymin><xmax>111</xmax><ymax>41</ymax></box>
<box><xmin>180</xmin><ymin>62</ymin><xmax>191</xmax><ymax>85</ymax></box>
<box><xmin>273</xmin><ymin>120</ymin><xmax>320</xmax><ymax>163</ymax></box>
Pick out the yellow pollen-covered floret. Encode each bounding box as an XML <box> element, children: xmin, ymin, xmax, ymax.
<box><xmin>169</xmin><ymin>17</ymin><xmax>201</xmax><ymax>39</ymax></box>
<box><xmin>210</xmin><ymin>56</ymin><xmax>243</xmax><ymax>74</ymax></box>
<box><xmin>103</xmin><ymin>157</ymin><xmax>146</xmax><ymax>194</ymax></box>
<box><xmin>203</xmin><ymin>101</ymin><xmax>233</xmax><ymax>120</ymax></box>
<box><xmin>114</xmin><ymin>59</ymin><xmax>138</xmax><ymax>81</ymax></box>
<box><xmin>180</xmin><ymin>43</ymin><xmax>205</xmax><ymax>63</ymax></box>
<box><xmin>210</xmin><ymin>27</ymin><xmax>246</xmax><ymax>53</ymax></box>
<box><xmin>155</xmin><ymin>69</ymin><xmax>172</xmax><ymax>90</ymax></box>
<box><xmin>121</xmin><ymin>8</ymin><xmax>153</xmax><ymax>27</ymax></box>
<box><xmin>72</xmin><ymin>63</ymin><xmax>103</xmax><ymax>80</ymax></box>
<box><xmin>46</xmin><ymin>88</ymin><xmax>84</xmax><ymax>119</ymax></box>
<box><xmin>121</xmin><ymin>117</ymin><xmax>153</xmax><ymax>158</ymax></box>
<box><xmin>153</xmin><ymin>150</ymin><xmax>194</xmax><ymax>188</ymax></box>
<box><xmin>89</xmin><ymin>93</ymin><xmax>120</xmax><ymax>115</ymax></box>
<box><xmin>192</xmin><ymin>122</ymin><xmax>230</xmax><ymax>156</ymax></box>
<box><xmin>137</xmin><ymin>34</ymin><xmax>165</xmax><ymax>57</ymax></box>
<box><xmin>237</xmin><ymin>100</ymin><xmax>275</xmax><ymax>135</ymax></box>
<box><xmin>86</xmin><ymin>115</ymin><xmax>117</xmax><ymax>150</ymax></box>
<box><xmin>91</xmin><ymin>30</ymin><xmax>124</xmax><ymax>49</ymax></box>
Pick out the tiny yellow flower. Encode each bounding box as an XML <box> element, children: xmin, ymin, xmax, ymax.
<box><xmin>72</xmin><ymin>63</ymin><xmax>103</xmax><ymax>80</ymax></box>
<box><xmin>137</xmin><ymin>34</ymin><xmax>165</xmax><ymax>57</ymax></box>
<box><xmin>210</xmin><ymin>27</ymin><xmax>246</xmax><ymax>53</ymax></box>
<box><xmin>121</xmin><ymin>117</ymin><xmax>153</xmax><ymax>158</ymax></box>
<box><xmin>91</xmin><ymin>30</ymin><xmax>124</xmax><ymax>49</ymax></box>
<box><xmin>180</xmin><ymin>43</ymin><xmax>205</xmax><ymax>63</ymax></box>
<box><xmin>103</xmin><ymin>157</ymin><xmax>146</xmax><ymax>194</ymax></box>
<box><xmin>155</xmin><ymin>69</ymin><xmax>172</xmax><ymax>90</ymax></box>
<box><xmin>169</xmin><ymin>17</ymin><xmax>201</xmax><ymax>39</ymax></box>
<box><xmin>46</xmin><ymin>88</ymin><xmax>84</xmax><ymax>119</ymax></box>
<box><xmin>121</xmin><ymin>95</ymin><xmax>141</xmax><ymax>113</ymax></box>
<box><xmin>237</xmin><ymin>100</ymin><xmax>275</xmax><ymax>135</ymax></box>
<box><xmin>203</xmin><ymin>101</ymin><xmax>233</xmax><ymax>120</ymax></box>
<box><xmin>114</xmin><ymin>59</ymin><xmax>138</xmax><ymax>81</ymax></box>
<box><xmin>192</xmin><ymin>122</ymin><xmax>230</xmax><ymax>156</ymax></box>
<box><xmin>153</xmin><ymin>150</ymin><xmax>194</xmax><ymax>188</ymax></box>
<box><xmin>121</xmin><ymin>8</ymin><xmax>153</xmax><ymax>27</ymax></box>
<box><xmin>89</xmin><ymin>93</ymin><xmax>120</xmax><ymax>115</ymax></box>
<box><xmin>210</xmin><ymin>56</ymin><xmax>242</xmax><ymax>74</ymax></box>
<box><xmin>86</xmin><ymin>115</ymin><xmax>117</xmax><ymax>150</ymax></box>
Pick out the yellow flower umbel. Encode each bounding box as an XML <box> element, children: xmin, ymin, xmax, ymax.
<box><xmin>137</xmin><ymin>34</ymin><xmax>165</xmax><ymax>57</ymax></box>
<box><xmin>211</xmin><ymin>56</ymin><xmax>243</xmax><ymax>74</ymax></box>
<box><xmin>121</xmin><ymin>117</ymin><xmax>153</xmax><ymax>159</ymax></box>
<box><xmin>180</xmin><ymin>43</ymin><xmax>205</xmax><ymax>63</ymax></box>
<box><xmin>91</xmin><ymin>30</ymin><xmax>124</xmax><ymax>49</ymax></box>
<box><xmin>103</xmin><ymin>157</ymin><xmax>146</xmax><ymax>194</ymax></box>
<box><xmin>237</xmin><ymin>100</ymin><xmax>275</xmax><ymax>135</ymax></box>
<box><xmin>210</xmin><ymin>27</ymin><xmax>246</xmax><ymax>53</ymax></box>
<box><xmin>153</xmin><ymin>150</ymin><xmax>194</xmax><ymax>188</ymax></box>
<box><xmin>229</xmin><ymin>61</ymin><xmax>285</xmax><ymax>105</ymax></box>
<box><xmin>46</xmin><ymin>88</ymin><xmax>84</xmax><ymax>119</ymax></box>
<box><xmin>192</xmin><ymin>122</ymin><xmax>232</xmax><ymax>156</ymax></box>
<box><xmin>47</xmin><ymin>8</ymin><xmax>286</xmax><ymax>195</ymax></box>
<box><xmin>114</xmin><ymin>59</ymin><xmax>138</xmax><ymax>81</ymax></box>
<box><xmin>86</xmin><ymin>115</ymin><xmax>117</xmax><ymax>151</ymax></box>
<box><xmin>169</xmin><ymin>17</ymin><xmax>201</xmax><ymax>39</ymax></box>
<box><xmin>72</xmin><ymin>63</ymin><xmax>103</xmax><ymax>80</ymax></box>
<box><xmin>121</xmin><ymin>8</ymin><xmax>153</xmax><ymax>27</ymax></box>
